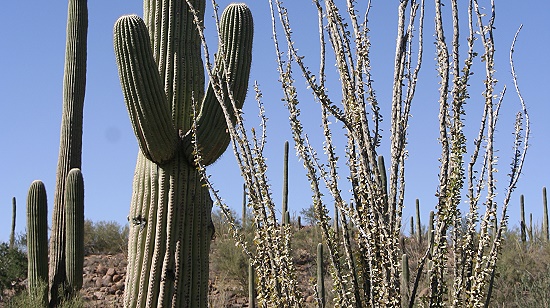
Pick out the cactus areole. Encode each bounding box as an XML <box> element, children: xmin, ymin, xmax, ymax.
<box><xmin>114</xmin><ymin>1</ymin><xmax>253</xmax><ymax>307</ymax></box>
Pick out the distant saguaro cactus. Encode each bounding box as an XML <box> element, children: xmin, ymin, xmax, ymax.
<box><xmin>9</xmin><ymin>197</ymin><xmax>16</xmax><ymax>249</ymax></box>
<box><xmin>543</xmin><ymin>187</ymin><xmax>549</xmax><ymax>241</ymax></box>
<box><xmin>416</xmin><ymin>199</ymin><xmax>422</xmax><ymax>244</ymax></box>
<box><xmin>520</xmin><ymin>194</ymin><xmax>526</xmax><ymax>243</ymax></box>
<box><xmin>283</xmin><ymin>140</ymin><xmax>289</xmax><ymax>225</ymax></box>
<box><xmin>317</xmin><ymin>243</ymin><xmax>326</xmax><ymax>308</ymax></box>
<box><xmin>113</xmin><ymin>1</ymin><xmax>253</xmax><ymax>306</ymax></box>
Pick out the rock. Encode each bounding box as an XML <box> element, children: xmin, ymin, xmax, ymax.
<box><xmin>102</xmin><ymin>274</ymin><xmax>113</xmax><ymax>286</ymax></box>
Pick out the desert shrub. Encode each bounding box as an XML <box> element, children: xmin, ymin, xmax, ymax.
<box><xmin>490</xmin><ymin>229</ymin><xmax>550</xmax><ymax>307</ymax></box>
<box><xmin>299</xmin><ymin>204</ymin><xmax>318</xmax><ymax>226</ymax></box>
<box><xmin>5</xmin><ymin>279</ymin><xmax>84</xmax><ymax>308</ymax></box>
<box><xmin>0</xmin><ymin>242</ymin><xmax>27</xmax><ymax>294</ymax></box>
<box><xmin>83</xmin><ymin>220</ymin><xmax>128</xmax><ymax>255</ymax></box>
<box><xmin>210</xmin><ymin>209</ymin><xmax>250</xmax><ymax>293</ymax></box>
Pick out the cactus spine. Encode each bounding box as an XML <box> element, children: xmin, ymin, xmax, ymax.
<box><xmin>49</xmin><ymin>0</ymin><xmax>88</xmax><ymax>304</ymax></box>
<box><xmin>9</xmin><ymin>197</ymin><xmax>16</xmax><ymax>249</ymax></box>
<box><xmin>113</xmin><ymin>1</ymin><xmax>253</xmax><ymax>306</ymax></box>
<box><xmin>27</xmin><ymin>181</ymin><xmax>49</xmax><ymax>306</ymax></box>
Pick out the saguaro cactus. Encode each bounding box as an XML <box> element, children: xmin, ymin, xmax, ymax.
<box><xmin>49</xmin><ymin>0</ymin><xmax>88</xmax><ymax>304</ymax></box>
<box><xmin>416</xmin><ymin>199</ymin><xmax>422</xmax><ymax>244</ymax></box>
<box><xmin>113</xmin><ymin>1</ymin><xmax>253</xmax><ymax>306</ymax></box>
<box><xmin>64</xmin><ymin>169</ymin><xmax>85</xmax><ymax>295</ymax></box>
<box><xmin>543</xmin><ymin>187</ymin><xmax>549</xmax><ymax>241</ymax></box>
<box><xmin>26</xmin><ymin>170</ymin><xmax>85</xmax><ymax>307</ymax></box>
<box><xmin>9</xmin><ymin>197</ymin><xmax>16</xmax><ymax>249</ymax></box>
<box><xmin>520</xmin><ymin>194</ymin><xmax>526</xmax><ymax>243</ymax></box>
<box><xmin>283</xmin><ymin>140</ymin><xmax>289</xmax><ymax>224</ymax></box>
<box><xmin>27</xmin><ymin>181</ymin><xmax>49</xmax><ymax>306</ymax></box>
<box><xmin>317</xmin><ymin>243</ymin><xmax>326</xmax><ymax>307</ymax></box>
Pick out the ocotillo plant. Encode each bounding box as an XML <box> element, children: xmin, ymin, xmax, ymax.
<box><xmin>49</xmin><ymin>0</ymin><xmax>88</xmax><ymax>304</ymax></box>
<box><xmin>520</xmin><ymin>194</ymin><xmax>526</xmax><ymax>243</ymax></box>
<box><xmin>9</xmin><ymin>197</ymin><xmax>16</xmax><ymax>249</ymax></box>
<box><xmin>113</xmin><ymin>1</ymin><xmax>253</xmax><ymax>306</ymax></box>
<box><xmin>26</xmin><ymin>170</ymin><xmax>85</xmax><ymax>306</ymax></box>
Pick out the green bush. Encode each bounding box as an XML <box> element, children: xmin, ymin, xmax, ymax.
<box><xmin>210</xmin><ymin>209</ymin><xmax>250</xmax><ymax>292</ymax></box>
<box><xmin>83</xmin><ymin>220</ymin><xmax>128</xmax><ymax>255</ymax></box>
<box><xmin>0</xmin><ymin>242</ymin><xmax>27</xmax><ymax>294</ymax></box>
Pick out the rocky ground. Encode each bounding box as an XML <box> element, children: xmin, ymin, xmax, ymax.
<box><xmin>2</xmin><ymin>249</ymin><xmax>319</xmax><ymax>307</ymax></box>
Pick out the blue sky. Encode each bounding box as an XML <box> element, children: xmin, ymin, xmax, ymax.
<box><xmin>1</xmin><ymin>1</ymin><xmax>549</xmax><ymax>243</ymax></box>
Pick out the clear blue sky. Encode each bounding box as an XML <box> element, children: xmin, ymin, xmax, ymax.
<box><xmin>1</xmin><ymin>1</ymin><xmax>549</xmax><ymax>243</ymax></box>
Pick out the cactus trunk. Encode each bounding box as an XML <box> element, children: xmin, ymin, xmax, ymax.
<box><xmin>49</xmin><ymin>0</ymin><xmax>88</xmax><ymax>304</ymax></box>
<box><xmin>114</xmin><ymin>1</ymin><xmax>253</xmax><ymax>307</ymax></box>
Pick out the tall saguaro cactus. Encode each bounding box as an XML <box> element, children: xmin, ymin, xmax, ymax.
<box><xmin>49</xmin><ymin>0</ymin><xmax>88</xmax><ymax>304</ymax></box>
<box><xmin>113</xmin><ymin>1</ymin><xmax>253</xmax><ymax>306</ymax></box>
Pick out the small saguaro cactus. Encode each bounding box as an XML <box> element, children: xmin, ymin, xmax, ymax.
<box><xmin>113</xmin><ymin>1</ymin><xmax>253</xmax><ymax>306</ymax></box>
<box><xmin>317</xmin><ymin>243</ymin><xmax>326</xmax><ymax>307</ymax></box>
<box><xmin>401</xmin><ymin>253</ymin><xmax>410</xmax><ymax>307</ymax></box>
<box><xmin>282</xmin><ymin>141</ymin><xmax>289</xmax><ymax>224</ymax></box>
<box><xmin>520</xmin><ymin>194</ymin><xmax>526</xmax><ymax>243</ymax></box>
<box><xmin>27</xmin><ymin>181</ymin><xmax>49</xmax><ymax>306</ymax></box>
<box><xmin>543</xmin><ymin>187</ymin><xmax>549</xmax><ymax>241</ymax></box>
<box><xmin>9</xmin><ymin>197</ymin><xmax>16</xmax><ymax>249</ymax></box>
<box><xmin>416</xmin><ymin>199</ymin><xmax>422</xmax><ymax>243</ymax></box>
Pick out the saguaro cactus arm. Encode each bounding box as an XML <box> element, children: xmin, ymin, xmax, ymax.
<box><xmin>181</xmin><ymin>4</ymin><xmax>254</xmax><ymax>165</ymax></box>
<box><xmin>114</xmin><ymin>15</ymin><xmax>178</xmax><ymax>164</ymax></box>
<box><xmin>64</xmin><ymin>169</ymin><xmax>85</xmax><ymax>294</ymax></box>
